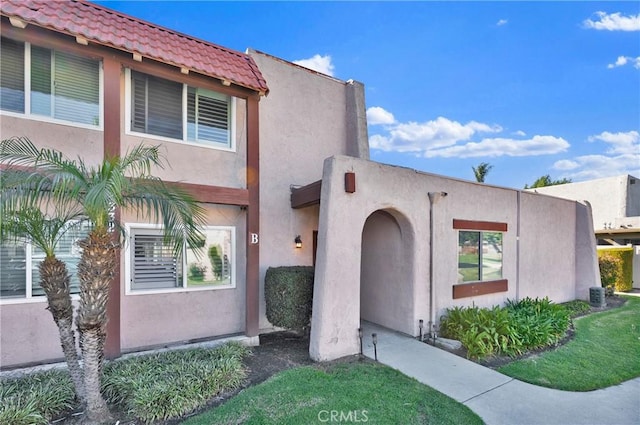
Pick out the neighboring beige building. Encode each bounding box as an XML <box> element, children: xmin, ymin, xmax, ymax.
<box><xmin>530</xmin><ymin>175</ymin><xmax>640</xmax><ymax>289</ymax></box>
<box><xmin>0</xmin><ymin>1</ymin><xmax>601</xmax><ymax>368</ymax></box>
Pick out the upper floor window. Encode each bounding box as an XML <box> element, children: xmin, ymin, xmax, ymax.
<box><xmin>128</xmin><ymin>70</ymin><xmax>233</xmax><ymax>149</ymax></box>
<box><xmin>0</xmin><ymin>37</ymin><xmax>101</xmax><ymax>128</ymax></box>
<box><xmin>0</xmin><ymin>222</ymin><xmax>90</xmax><ymax>301</ymax></box>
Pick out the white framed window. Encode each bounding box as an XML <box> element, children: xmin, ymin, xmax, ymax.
<box><xmin>125</xmin><ymin>224</ymin><xmax>236</xmax><ymax>295</ymax></box>
<box><xmin>125</xmin><ymin>69</ymin><xmax>235</xmax><ymax>150</ymax></box>
<box><xmin>0</xmin><ymin>37</ymin><xmax>103</xmax><ymax>129</ymax></box>
<box><xmin>0</xmin><ymin>223</ymin><xmax>90</xmax><ymax>303</ymax></box>
<box><xmin>457</xmin><ymin>231</ymin><xmax>503</xmax><ymax>283</ymax></box>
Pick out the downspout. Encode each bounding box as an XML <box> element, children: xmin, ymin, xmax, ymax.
<box><xmin>428</xmin><ymin>191</ymin><xmax>448</xmax><ymax>339</ymax></box>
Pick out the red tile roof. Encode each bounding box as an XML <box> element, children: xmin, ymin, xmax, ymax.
<box><xmin>0</xmin><ymin>0</ymin><xmax>268</xmax><ymax>94</ymax></box>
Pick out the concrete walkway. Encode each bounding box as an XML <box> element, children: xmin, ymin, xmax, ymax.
<box><xmin>361</xmin><ymin>322</ymin><xmax>640</xmax><ymax>425</ymax></box>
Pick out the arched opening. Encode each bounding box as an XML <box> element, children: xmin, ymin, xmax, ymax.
<box><xmin>360</xmin><ymin>209</ymin><xmax>414</xmax><ymax>334</ymax></box>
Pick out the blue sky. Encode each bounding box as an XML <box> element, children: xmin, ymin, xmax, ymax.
<box><xmin>100</xmin><ymin>1</ymin><xmax>639</xmax><ymax>189</ymax></box>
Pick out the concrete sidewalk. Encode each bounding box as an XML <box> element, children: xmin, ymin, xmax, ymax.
<box><xmin>361</xmin><ymin>322</ymin><xmax>640</xmax><ymax>425</ymax></box>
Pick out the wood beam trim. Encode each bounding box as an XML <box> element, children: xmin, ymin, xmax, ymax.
<box><xmin>453</xmin><ymin>219</ymin><xmax>508</xmax><ymax>232</ymax></box>
<box><xmin>291</xmin><ymin>180</ymin><xmax>322</xmax><ymax>209</ymax></box>
<box><xmin>168</xmin><ymin>182</ymin><xmax>249</xmax><ymax>206</ymax></box>
<box><xmin>245</xmin><ymin>95</ymin><xmax>260</xmax><ymax>337</ymax></box>
<box><xmin>452</xmin><ymin>279</ymin><xmax>508</xmax><ymax>299</ymax></box>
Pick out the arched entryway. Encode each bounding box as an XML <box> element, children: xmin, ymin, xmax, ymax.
<box><xmin>360</xmin><ymin>209</ymin><xmax>414</xmax><ymax>335</ymax></box>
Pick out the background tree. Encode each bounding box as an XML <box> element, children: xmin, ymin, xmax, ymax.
<box><xmin>0</xmin><ymin>206</ymin><xmax>85</xmax><ymax>402</ymax></box>
<box><xmin>0</xmin><ymin>137</ymin><xmax>206</xmax><ymax>423</ymax></box>
<box><xmin>524</xmin><ymin>175</ymin><xmax>572</xmax><ymax>189</ymax></box>
<box><xmin>472</xmin><ymin>162</ymin><xmax>493</xmax><ymax>183</ymax></box>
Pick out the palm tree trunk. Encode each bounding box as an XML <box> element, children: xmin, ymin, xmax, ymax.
<box><xmin>76</xmin><ymin>229</ymin><xmax>118</xmax><ymax>423</ymax></box>
<box><xmin>39</xmin><ymin>256</ymin><xmax>85</xmax><ymax>403</ymax></box>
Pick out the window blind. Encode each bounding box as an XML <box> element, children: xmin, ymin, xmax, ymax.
<box><xmin>132</xmin><ymin>234</ymin><xmax>181</xmax><ymax>290</ymax></box>
<box><xmin>53</xmin><ymin>51</ymin><xmax>100</xmax><ymax>125</ymax></box>
<box><xmin>0</xmin><ymin>37</ymin><xmax>25</xmax><ymax>112</ymax></box>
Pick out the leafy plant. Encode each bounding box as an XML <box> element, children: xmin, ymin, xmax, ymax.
<box><xmin>440</xmin><ymin>297</ymin><xmax>570</xmax><ymax>359</ymax></box>
<box><xmin>102</xmin><ymin>343</ymin><xmax>248</xmax><ymax>423</ymax></box>
<box><xmin>188</xmin><ymin>262</ymin><xmax>206</xmax><ymax>280</ymax></box>
<box><xmin>0</xmin><ymin>369</ymin><xmax>75</xmax><ymax>425</ymax></box>
<box><xmin>598</xmin><ymin>254</ymin><xmax>622</xmax><ymax>296</ymax></box>
<box><xmin>598</xmin><ymin>248</ymin><xmax>633</xmax><ymax>293</ymax></box>
<box><xmin>265</xmin><ymin>266</ymin><xmax>315</xmax><ymax>332</ymax></box>
<box><xmin>208</xmin><ymin>245</ymin><xmax>223</xmax><ymax>280</ymax></box>
<box><xmin>561</xmin><ymin>300</ymin><xmax>591</xmax><ymax>318</ymax></box>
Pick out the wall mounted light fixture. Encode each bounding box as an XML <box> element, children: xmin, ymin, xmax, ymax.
<box><xmin>295</xmin><ymin>235</ymin><xmax>302</xmax><ymax>248</ymax></box>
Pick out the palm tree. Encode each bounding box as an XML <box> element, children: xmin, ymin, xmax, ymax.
<box><xmin>472</xmin><ymin>162</ymin><xmax>493</xmax><ymax>183</ymax></box>
<box><xmin>1</xmin><ymin>137</ymin><xmax>206</xmax><ymax>423</ymax></box>
<box><xmin>0</xmin><ymin>206</ymin><xmax>85</xmax><ymax>402</ymax></box>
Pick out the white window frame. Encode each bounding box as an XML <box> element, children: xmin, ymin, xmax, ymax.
<box><xmin>124</xmin><ymin>223</ymin><xmax>236</xmax><ymax>296</ymax></box>
<box><xmin>0</xmin><ymin>39</ymin><xmax>104</xmax><ymax>131</ymax></box>
<box><xmin>124</xmin><ymin>68</ymin><xmax>236</xmax><ymax>152</ymax></box>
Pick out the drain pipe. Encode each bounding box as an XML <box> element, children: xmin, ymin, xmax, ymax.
<box><xmin>428</xmin><ymin>191</ymin><xmax>448</xmax><ymax>340</ymax></box>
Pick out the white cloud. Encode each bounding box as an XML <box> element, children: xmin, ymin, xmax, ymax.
<box><xmin>366</xmin><ymin>106</ymin><xmax>396</xmax><ymax>125</ymax></box>
<box><xmin>496</xmin><ymin>19</ymin><xmax>508</xmax><ymax>26</ymax></box>
<box><xmin>588</xmin><ymin>130</ymin><xmax>640</xmax><ymax>154</ymax></box>
<box><xmin>423</xmin><ymin>136</ymin><xmax>569</xmax><ymax>158</ymax></box>
<box><xmin>583</xmin><ymin>11</ymin><xmax>640</xmax><ymax>31</ymax></box>
<box><xmin>553</xmin><ymin>154</ymin><xmax>640</xmax><ymax>181</ymax></box>
<box><xmin>513</xmin><ymin>130</ymin><xmax>527</xmax><ymax>137</ymax></box>
<box><xmin>607</xmin><ymin>56</ymin><xmax>640</xmax><ymax>69</ymax></box>
<box><xmin>582</xmin><ymin>12</ymin><xmax>640</xmax><ymax>31</ymax></box>
<box><xmin>293</xmin><ymin>54</ymin><xmax>335</xmax><ymax>76</ymax></box>
<box><xmin>367</xmin><ymin>109</ymin><xmax>567</xmax><ymax>159</ymax></box>
<box><xmin>369</xmin><ymin>116</ymin><xmax>502</xmax><ymax>153</ymax></box>
<box><xmin>553</xmin><ymin>130</ymin><xmax>640</xmax><ymax>180</ymax></box>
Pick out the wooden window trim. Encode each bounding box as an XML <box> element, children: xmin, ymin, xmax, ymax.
<box><xmin>452</xmin><ymin>279</ymin><xmax>508</xmax><ymax>299</ymax></box>
<box><xmin>453</xmin><ymin>219</ymin><xmax>507</xmax><ymax>232</ymax></box>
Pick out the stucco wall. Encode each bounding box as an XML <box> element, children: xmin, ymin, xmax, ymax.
<box><xmin>531</xmin><ymin>175</ymin><xmax>635</xmax><ymax>230</ymax></box>
<box><xmin>0</xmin><ymin>115</ymin><xmax>104</xmax><ymax>165</ymax></box>
<box><xmin>119</xmin><ymin>204</ymin><xmax>246</xmax><ymax>351</ymax></box>
<box><xmin>248</xmin><ymin>51</ymin><xmax>367</xmax><ymax>330</ymax></box>
<box><xmin>310</xmin><ymin>156</ymin><xmax>598</xmax><ymax>361</ymax></box>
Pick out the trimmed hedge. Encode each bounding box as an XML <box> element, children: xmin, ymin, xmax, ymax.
<box><xmin>265</xmin><ymin>266</ymin><xmax>314</xmax><ymax>331</ymax></box>
<box><xmin>597</xmin><ymin>247</ymin><xmax>633</xmax><ymax>292</ymax></box>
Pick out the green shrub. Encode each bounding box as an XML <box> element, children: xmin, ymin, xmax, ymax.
<box><xmin>560</xmin><ymin>300</ymin><xmax>591</xmax><ymax>317</ymax></box>
<box><xmin>0</xmin><ymin>369</ymin><xmax>75</xmax><ymax>425</ymax></box>
<box><xmin>440</xmin><ymin>297</ymin><xmax>570</xmax><ymax>360</ymax></box>
<box><xmin>208</xmin><ymin>245</ymin><xmax>223</xmax><ymax>280</ymax></box>
<box><xmin>598</xmin><ymin>248</ymin><xmax>633</xmax><ymax>293</ymax></box>
<box><xmin>102</xmin><ymin>342</ymin><xmax>248</xmax><ymax>423</ymax></box>
<box><xmin>598</xmin><ymin>254</ymin><xmax>622</xmax><ymax>295</ymax></box>
<box><xmin>188</xmin><ymin>262</ymin><xmax>206</xmax><ymax>280</ymax></box>
<box><xmin>265</xmin><ymin>266</ymin><xmax>314</xmax><ymax>331</ymax></box>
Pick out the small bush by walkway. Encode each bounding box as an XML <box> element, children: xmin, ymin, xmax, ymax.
<box><xmin>0</xmin><ymin>342</ymin><xmax>249</xmax><ymax>424</ymax></box>
<box><xmin>183</xmin><ymin>361</ymin><xmax>483</xmax><ymax>425</ymax></box>
<box><xmin>498</xmin><ymin>295</ymin><xmax>640</xmax><ymax>391</ymax></box>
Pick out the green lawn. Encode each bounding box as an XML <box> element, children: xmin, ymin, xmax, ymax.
<box><xmin>182</xmin><ymin>362</ymin><xmax>483</xmax><ymax>425</ymax></box>
<box><xmin>498</xmin><ymin>295</ymin><xmax>640</xmax><ymax>391</ymax></box>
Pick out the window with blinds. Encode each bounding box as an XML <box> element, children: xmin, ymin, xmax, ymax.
<box><xmin>0</xmin><ymin>222</ymin><xmax>89</xmax><ymax>300</ymax></box>
<box><xmin>0</xmin><ymin>37</ymin><xmax>25</xmax><ymax>113</ymax></box>
<box><xmin>131</xmin><ymin>232</ymin><xmax>183</xmax><ymax>290</ymax></box>
<box><xmin>130</xmin><ymin>70</ymin><xmax>232</xmax><ymax>148</ymax></box>
<box><xmin>0</xmin><ymin>37</ymin><xmax>101</xmax><ymax>127</ymax></box>
<box><xmin>127</xmin><ymin>226</ymin><xmax>235</xmax><ymax>293</ymax></box>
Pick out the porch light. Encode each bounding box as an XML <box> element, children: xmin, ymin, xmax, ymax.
<box><xmin>294</xmin><ymin>235</ymin><xmax>302</xmax><ymax>248</ymax></box>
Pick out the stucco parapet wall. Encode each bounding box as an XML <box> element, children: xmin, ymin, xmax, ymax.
<box><xmin>310</xmin><ymin>155</ymin><xmax>598</xmax><ymax>362</ymax></box>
